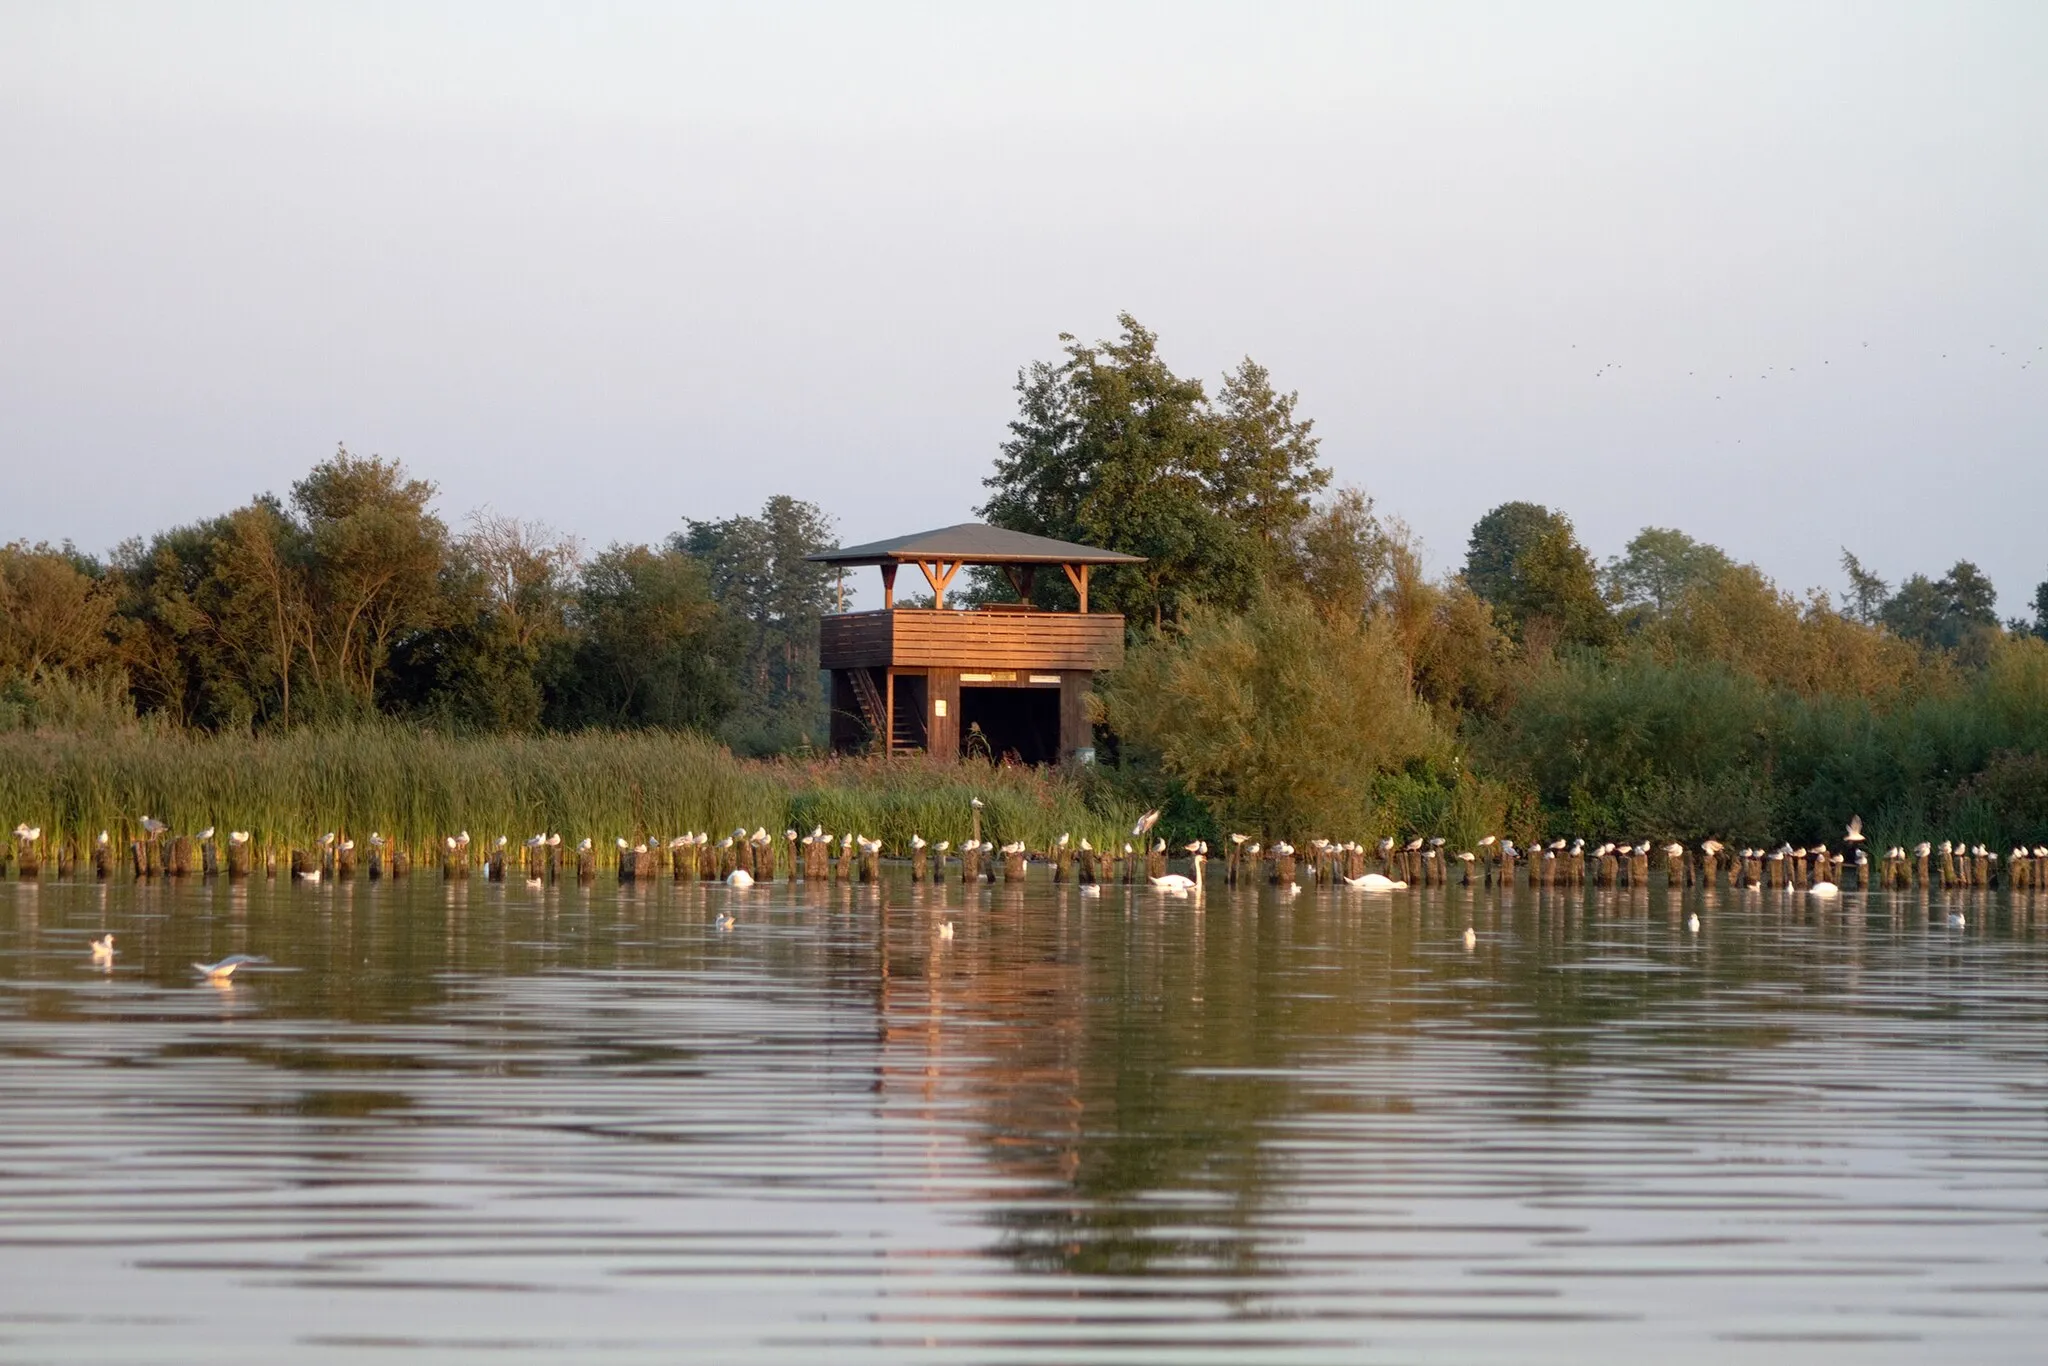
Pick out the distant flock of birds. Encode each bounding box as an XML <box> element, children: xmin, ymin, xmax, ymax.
<box><xmin>19</xmin><ymin>809</ymin><xmax>2036</xmax><ymax>965</ymax></box>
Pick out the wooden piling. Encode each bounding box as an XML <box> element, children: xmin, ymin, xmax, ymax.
<box><xmin>910</xmin><ymin>840</ymin><xmax>929</xmax><ymax>883</ymax></box>
<box><xmin>834</xmin><ymin>838</ymin><xmax>855</xmax><ymax>883</ymax></box>
<box><xmin>961</xmin><ymin>840</ymin><xmax>982</xmax><ymax>885</ymax></box>
<box><xmin>860</xmin><ymin>841</ymin><xmax>881</xmax><ymax>884</ymax></box>
<box><xmin>1273</xmin><ymin>844</ymin><xmax>1296</xmax><ymax>887</ymax></box>
<box><xmin>1002</xmin><ymin>845</ymin><xmax>1027</xmax><ymax>882</ymax></box>
<box><xmin>1146</xmin><ymin>841</ymin><xmax>1167</xmax><ymax>881</ymax></box>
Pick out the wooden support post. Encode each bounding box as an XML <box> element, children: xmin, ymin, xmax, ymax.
<box><xmin>880</xmin><ymin>563</ymin><xmax>897</xmax><ymax>609</ymax></box>
<box><xmin>1061</xmin><ymin>562</ymin><xmax>1090</xmax><ymax>613</ymax></box>
<box><xmin>915</xmin><ymin>559</ymin><xmax>962</xmax><ymax>609</ymax></box>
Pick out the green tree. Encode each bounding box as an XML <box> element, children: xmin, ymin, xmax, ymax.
<box><xmin>1511</xmin><ymin>523</ymin><xmax>1618</xmax><ymax>649</ymax></box>
<box><xmin>1282</xmin><ymin>488</ymin><xmax>1390</xmax><ymax>626</ymax></box>
<box><xmin>1881</xmin><ymin>559</ymin><xmax>2000</xmax><ymax>653</ymax></box>
<box><xmin>1840</xmin><ymin>549</ymin><xmax>1890</xmax><ymax>626</ymax></box>
<box><xmin>1213</xmin><ymin>358</ymin><xmax>1330</xmax><ymax>557</ymax></box>
<box><xmin>385</xmin><ymin>513</ymin><xmax>580</xmax><ymax>732</ymax></box>
<box><xmin>1102</xmin><ymin>585</ymin><xmax>1444</xmax><ymax>835</ymax></box>
<box><xmin>1463</xmin><ymin>501</ymin><xmax>1566</xmax><ymax>609</ymax></box>
<box><xmin>1465</xmin><ymin>503</ymin><xmax>1614</xmax><ymax>648</ymax></box>
<box><xmin>0</xmin><ymin>541</ymin><xmax>116</xmax><ymax>686</ymax></box>
<box><xmin>289</xmin><ymin>447</ymin><xmax>449</xmax><ymax>714</ymax></box>
<box><xmin>109</xmin><ymin>501</ymin><xmax>310</xmax><ymax>729</ymax></box>
<box><xmin>678</xmin><ymin>495</ymin><xmax>838</xmax><ymax>752</ymax></box>
<box><xmin>981</xmin><ymin>315</ymin><xmax>1322</xmax><ymax>626</ymax></box>
<box><xmin>553</xmin><ymin>545</ymin><xmax>740</xmax><ymax>731</ymax></box>
<box><xmin>1604</xmin><ymin>527</ymin><xmax>1733</xmax><ymax>616</ymax></box>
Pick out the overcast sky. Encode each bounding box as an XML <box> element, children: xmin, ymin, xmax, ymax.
<box><xmin>3</xmin><ymin>3</ymin><xmax>2044</xmax><ymax>609</ymax></box>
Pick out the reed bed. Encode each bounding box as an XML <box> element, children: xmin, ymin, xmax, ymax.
<box><xmin>0</xmin><ymin>725</ymin><xmax>1142</xmax><ymax>864</ymax></box>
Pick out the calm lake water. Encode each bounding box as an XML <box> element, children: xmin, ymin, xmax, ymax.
<box><xmin>2</xmin><ymin>871</ymin><xmax>2046</xmax><ymax>1363</ymax></box>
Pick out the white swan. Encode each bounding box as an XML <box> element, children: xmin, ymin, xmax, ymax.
<box><xmin>1345</xmin><ymin>871</ymin><xmax>1407</xmax><ymax>890</ymax></box>
<box><xmin>1808</xmin><ymin>881</ymin><xmax>1840</xmax><ymax>899</ymax></box>
<box><xmin>1150</xmin><ymin>842</ymin><xmax>1204</xmax><ymax>894</ymax></box>
<box><xmin>727</xmin><ymin>869</ymin><xmax>755</xmax><ymax>889</ymax></box>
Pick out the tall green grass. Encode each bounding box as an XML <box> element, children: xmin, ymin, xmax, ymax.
<box><xmin>0</xmin><ymin>723</ymin><xmax>1141</xmax><ymax>863</ymax></box>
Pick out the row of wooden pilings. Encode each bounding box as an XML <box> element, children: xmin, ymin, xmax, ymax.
<box><xmin>8</xmin><ymin>825</ymin><xmax>2048</xmax><ymax>893</ymax></box>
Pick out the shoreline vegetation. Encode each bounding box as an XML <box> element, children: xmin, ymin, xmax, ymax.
<box><xmin>4</xmin><ymin>315</ymin><xmax>2048</xmax><ymax>858</ymax></box>
<box><xmin>0</xmin><ymin>727</ymin><xmax>1143</xmax><ymax>868</ymax></box>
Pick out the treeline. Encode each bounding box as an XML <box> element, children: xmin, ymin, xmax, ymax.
<box><xmin>977</xmin><ymin>315</ymin><xmax>2048</xmax><ymax>851</ymax></box>
<box><xmin>8</xmin><ymin>313</ymin><xmax>2048</xmax><ymax>852</ymax></box>
<box><xmin>0</xmin><ymin>451</ymin><xmax>839</xmax><ymax>754</ymax></box>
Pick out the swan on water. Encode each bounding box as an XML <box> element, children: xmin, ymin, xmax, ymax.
<box><xmin>1149</xmin><ymin>842</ymin><xmax>1204</xmax><ymax>894</ymax></box>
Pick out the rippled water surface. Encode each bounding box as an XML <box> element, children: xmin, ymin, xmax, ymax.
<box><xmin>3</xmin><ymin>871</ymin><xmax>2047</xmax><ymax>1363</ymax></box>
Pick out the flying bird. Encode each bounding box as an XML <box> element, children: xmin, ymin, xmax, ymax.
<box><xmin>191</xmin><ymin>954</ymin><xmax>269</xmax><ymax>981</ymax></box>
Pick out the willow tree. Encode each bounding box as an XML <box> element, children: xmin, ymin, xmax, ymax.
<box><xmin>1102</xmin><ymin>587</ymin><xmax>1443</xmax><ymax>836</ymax></box>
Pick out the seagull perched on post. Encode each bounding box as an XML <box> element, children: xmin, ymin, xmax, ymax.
<box><xmin>139</xmin><ymin>816</ymin><xmax>167</xmax><ymax>837</ymax></box>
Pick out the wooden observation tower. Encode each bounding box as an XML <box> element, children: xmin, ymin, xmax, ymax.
<box><xmin>807</xmin><ymin>524</ymin><xmax>1141</xmax><ymax>764</ymax></box>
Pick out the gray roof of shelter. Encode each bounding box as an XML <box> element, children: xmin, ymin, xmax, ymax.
<box><xmin>804</xmin><ymin>522</ymin><xmax>1143</xmax><ymax>567</ymax></box>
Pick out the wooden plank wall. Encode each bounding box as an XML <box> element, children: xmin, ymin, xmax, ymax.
<box><xmin>819</xmin><ymin>609</ymin><xmax>1124</xmax><ymax>672</ymax></box>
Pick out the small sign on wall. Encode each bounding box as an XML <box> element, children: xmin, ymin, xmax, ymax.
<box><xmin>934</xmin><ymin>699</ymin><xmax>948</xmax><ymax>717</ymax></box>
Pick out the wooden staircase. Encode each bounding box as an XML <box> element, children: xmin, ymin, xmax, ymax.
<box><xmin>847</xmin><ymin>667</ymin><xmax>887</xmax><ymax>748</ymax></box>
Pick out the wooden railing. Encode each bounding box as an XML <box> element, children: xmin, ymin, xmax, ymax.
<box><xmin>819</xmin><ymin>608</ymin><xmax>1125</xmax><ymax>672</ymax></box>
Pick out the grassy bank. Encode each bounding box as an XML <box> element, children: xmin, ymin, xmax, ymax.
<box><xmin>0</xmin><ymin>725</ymin><xmax>1144</xmax><ymax>862</ymax></box>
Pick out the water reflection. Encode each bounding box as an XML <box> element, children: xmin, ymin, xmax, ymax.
<box><xmin>2</xmin><ymin>872</ymin><xmax>2046</xmax><ymax>1362</ymax></box>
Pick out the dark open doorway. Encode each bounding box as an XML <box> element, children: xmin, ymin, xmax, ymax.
<box><xmin>958</xmin><ymin>686</ymin><xmax>1058</xmax><ymax>765</ymax></box>
<box><xmin>890</xmin><ymin>673</ymin><xmax>927</xmax><ymax>753</ymax></box>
